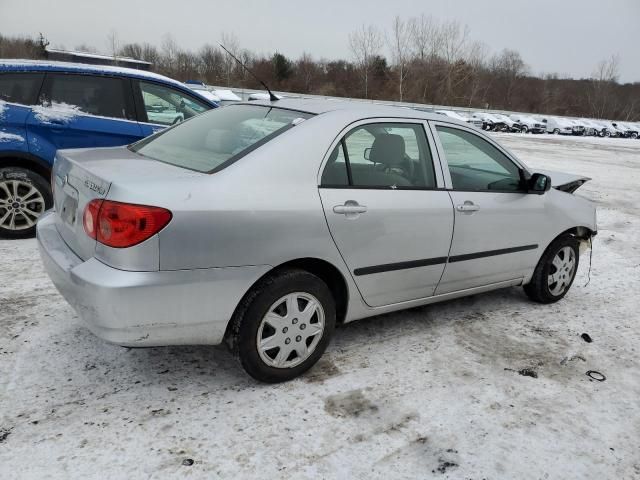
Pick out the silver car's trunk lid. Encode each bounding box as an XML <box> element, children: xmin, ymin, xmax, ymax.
<box><xmin>53</xmin><ymin>149</ymin><xmax>112</xmax><ymax>260</ymax></box>
<box><xmin>52</xmin><ymin>146</ymin><xmax>201</xmax><ymax>261</ymax></box>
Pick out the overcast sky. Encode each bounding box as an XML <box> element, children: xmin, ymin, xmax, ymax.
<box><xmin>1</xmin><ymin>0</ymin><xmax>639</xmax><ymax>82</ymax></box>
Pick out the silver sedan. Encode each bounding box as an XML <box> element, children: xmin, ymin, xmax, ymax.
<box><xmin>37</xmin><ymin>99</ymin><xmax>597</xmax><ymax>382</ymax></box>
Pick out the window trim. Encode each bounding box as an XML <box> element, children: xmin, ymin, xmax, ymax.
<box><xmin>428</xmin><ymin>120</ymin><xmax>531</xmax><ymax>193</ymax></box>
<box><xmin>318</xmin><ymin>118</ymin><xmax>446</xmax><ymax>191</ymax></box>
<box><xmin>39</xmin><ymin>72</ymin><xmax>137</xmax><ymax>121</ymax></box>
<box><xmin>133</xmin><ymin>79</ymin><xmax>212</xmax><ymax>126</ymax></box>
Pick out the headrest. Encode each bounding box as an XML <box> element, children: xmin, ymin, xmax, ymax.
<box><xmin>205</xmin><ymin>129</ymin><xmax>236</xmax><ymax>154</ymax></box>
<box><xmin>369</xmin><ymin>134</ymin><xmax>405</xmax><ymax>166</ymax></box>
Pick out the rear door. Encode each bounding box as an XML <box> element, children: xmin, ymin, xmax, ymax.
<box><xmin>430</xmin><ymin>122</ymin><xmax>547</xmax><ymax>294</ymax></box>
<box><xmin>318</xmin><ymin>119</ymin><xmax>454</xmax><ymax>307</ymax></box>
<box><xmin>132</xmin><ymin>80</ymin><xmax>211</xmax><ymax>137</ymax></box>
<box><xmin>26</xmin><ymin>73</ymin><xmax>142</xmax><ymax>151</ymax></box>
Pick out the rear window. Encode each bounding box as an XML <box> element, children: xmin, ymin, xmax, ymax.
<box><xmin>130</xmin><ymin>105</ymin><xmax>313</xmax><ymax>173</ymax></box>
<box><xmin>0</xmin><ymin>73</ymin><xmax>44</xmax><ymax>105</ymax></box>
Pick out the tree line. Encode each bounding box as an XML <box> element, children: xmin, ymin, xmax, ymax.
<box><xmin>1</xmin><ymin>17</ymin><xmax>638</xmax><ymax>121</ymax></box>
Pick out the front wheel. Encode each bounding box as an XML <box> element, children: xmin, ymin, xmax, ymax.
<box><xmin>0</xmin><ymin>167</ymin><xmax>52</xmax><ymax>239</ymax></box>
<box><xmin>524</xmin><ymin>235</ymin><xmax>579</xmax><ymax>303</ymax></box>
<box><xmin>521</xmin><ymin>126</ymin><xmax>529</xmax><ymax>134</ymax></box>
<box><xmin>228</xmin><ymin>269</ymin><xmax>336</xmax><ymax>382</ymax></box>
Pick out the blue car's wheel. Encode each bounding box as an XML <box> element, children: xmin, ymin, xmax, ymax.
<box><xmin>0</xmin><ymin>167</ymin><xmax>52</xmax><ymax>239</ymax></box>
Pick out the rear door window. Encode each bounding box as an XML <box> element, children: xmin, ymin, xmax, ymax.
<box><xmin>0</xmin><ymin>73</ymin><xmax>44</xmax><ymax>105</ymax></box>
<box><xmin>321</xmin><ymin>122</ymin><xmax>437</xmax><ymax>189</ymax></box>
<box><xmin>43</xmin><ymin>73</ymin><xmax>133</xmax><ymax>120</ymax></box>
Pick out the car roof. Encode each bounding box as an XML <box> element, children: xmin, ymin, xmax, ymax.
<box><xmin>243</xmin><ymin>97</ymin><xmax>459</xmax><ymax>123</ymax></box>
<box><xmin>0</xmin><ymin>59</ymin><xmax>215</xmax><ymax>104</ymax></box>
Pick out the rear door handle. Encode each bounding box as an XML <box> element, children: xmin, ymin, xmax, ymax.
<box><xmin>456</xmin><ymin>201</ymin><xmax>480</xmax><ymax>213</ymax></box>
<box><xmin>333</xmin><ymin>201</ymin><xmax>367</xmax><ymax>217</ymax></box>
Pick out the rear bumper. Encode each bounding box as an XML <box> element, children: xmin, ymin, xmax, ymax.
<box><xmin>37</xmin><ymin>212</ymin><xmax>271</xmax><ymax>347</ymax></box>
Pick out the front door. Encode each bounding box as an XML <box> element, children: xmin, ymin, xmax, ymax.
<box><xmin>431</xmin><ymin>123</ymin><xmax>547</xmax><ymax>294</ymax></box>
<box><xmin>318</xmin><ymin>121</ymin><xmax>454</xmax><ymax>307</ymax></box>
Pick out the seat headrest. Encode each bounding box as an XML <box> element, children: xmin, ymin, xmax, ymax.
<box><xmin>370</xmin><ymin>134</ymin><xmax>405</xmax><ymax>166</ymax></box>
<box><xmin>205</xmin><ymin>129</ymin><xmax>236</xmax><ymax>154</ymax></box>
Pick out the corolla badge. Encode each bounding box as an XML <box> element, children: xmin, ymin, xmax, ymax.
<box><xmin>84</xmin><ymin>178</ymin><xmax>107</xmax><ymax>196</ymax></box>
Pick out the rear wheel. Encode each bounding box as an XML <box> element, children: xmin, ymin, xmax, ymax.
<box><xmin>524</xmin><ymin>235</ymin><xmax>579</xmax><ymax>303</ymax></box>
<box><xmin>0</xmin><ymin>167</ymin><xmax>52</xmax><ymax>239</ymax></box>
<box><xmin>521</xmin><ymin>126</ymin><xmax>529</xmax><ymax>134</ymax></box>
<box><xmin>553</xmin><ymin>128</ymin><xmax>560</xmax><ymax>134</ymax></box>
<box><xmin>228</xmin><ymin>269</ymin><xmax>336</xmax><ymax>382</ymax></box>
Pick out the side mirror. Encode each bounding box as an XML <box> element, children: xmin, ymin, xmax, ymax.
<box><xmin>364</xmin><ymin>147</ymin><xmax>372</xmax><ymax>161</ymax></box>
<box><xmin>528</xmin><ymin>173</ymin><xmax>552</xmax><ymax>194</ymax></box>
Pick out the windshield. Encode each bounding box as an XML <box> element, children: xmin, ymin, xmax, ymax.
<box><xmin>131</xmin><ymin>105</ymin><xmax>313</xmax><ymax>173</ymax></box>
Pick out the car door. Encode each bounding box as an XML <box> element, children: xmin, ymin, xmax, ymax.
<box><xmin>132</xmin><ymin>80</ymin><xmax>211</xmax><ymax>137</ymax></box>
<box><xmin>430</xmin><ymin>122</ymin><xmax>547</xmax><ymax>294</ymax></box>
<box><xmin>26</xmin><ymin>73</ymin><xmax>142</xmax><ymax>152</ymax></box>
<box><xmin>318</xmin><ymin>120</ymin><xmax>454</xmax><ymax>307</ymax></box>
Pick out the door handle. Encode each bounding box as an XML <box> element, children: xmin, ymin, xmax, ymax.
<box><xmin>456</xmin><ymin>201</ymin><xmax>480</xmax><ymax>213</ymax></box>
<box><xmin>333</xmin><ymin>201</ymin><xmax>367</xmax><ymax>216</ymax></box>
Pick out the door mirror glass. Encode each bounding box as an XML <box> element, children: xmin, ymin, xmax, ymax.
<box><xmin>363</xmin><ymin>147</ymin><xmax>371</xmax><ymax>161</ymax></box>
<box><xmin>528</xmin><ymin>173</ymin><xmax>552</xmax><ymax>194</ymax></box>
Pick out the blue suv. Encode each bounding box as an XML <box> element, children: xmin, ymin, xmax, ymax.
<box><xmin>0</xmin><ymin>60</ymin><xmax>218</xmax><ymax>238</ymax></box>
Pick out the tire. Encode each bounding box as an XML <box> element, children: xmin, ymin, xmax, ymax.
<box><xmin>553</xmin><ymin>129</ymin><xmax>560</xmax><ymax>135</ymax></box>
<box><xmin>524</xmin><ymin>235</ymin><xmax>579</xmax><ymax>304</ymax></box>
<box><xmin>227</xmin><ymin>269</ymin><xmax>336</xmax><ymax>383</ymax></box>
<box><xmin>521</xmin><ymin>126</ymin><xmax>529</xmax><ymax>134</ymax></box>
<box><xmin>631</xmin><ymin>132</ymin><xmax>638</xmax><ymax>139</ymax></box>
<box><xmin>0</xmin><ymin>167</ymin><xmax>52</xmax><ymax>239</ymax></box>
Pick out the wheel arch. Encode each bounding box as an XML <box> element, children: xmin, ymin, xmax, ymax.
<box><xmin>0</xmin><ymin>152</ymin><xmax>53</xmax><ymax>182</ymax></box>
<box><xmin>225</xmin><ymin>257</ymin><xmax>350</xmax><ymax>344</ymax></box>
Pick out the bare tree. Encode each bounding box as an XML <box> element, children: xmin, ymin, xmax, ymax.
<box><xmin>388</xmin><ymin>16</ymin><xmax>412</xmax><ymax>101</ymax></box>
<box><xmin>349</xmin><ymin>24</ymin><xmax>383</xmax><ymax>98</ymax></box>
<box><xmin>220</xmin><ymin>32</ymin><xmax>240</xmax><ymax>87</ymax></box>
<box><xmin>409</xmin><ymin>14</ymin><xmax>442</xmax><ymax>103</ymax></box>
<box><xmin>490</xmin><ymin>49</ymin><xmax>528</xmax><ymax>108</ymax></box>
<box><xmin>296</xmin><ymin>52</ymin><xmax>317</xmax><ymax>93</ymax></box>
<box><xmin>160</xmin><ymin>33</ymin><xmax>179</xmax><ymax>74</ymax></box>
<box><xmin>588</xmin><ymin>54</ymin><xmax>620</xmax><ymax>118</ymax></box>
<box><xmin>106</xmin><ymin>30</ymin><xmax>119</xmax><ymax>60</ymax></box>
<box><xmin>439</xmin><ymin>20</ymin><xmax>470</xmax><ymax>104</ymax></box>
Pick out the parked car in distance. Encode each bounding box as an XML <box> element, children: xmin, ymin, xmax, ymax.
<box><xmin>434</xmin><ymin>110</ymin><xmax>483</xmax><ymax>129</ymax></box>
<box><xmin>471</xmin><ymin>112</ymin><xmax>503</xmax><ymax>131</ymax></box>
<box><xmin>545</xmin><ymin>117</ymin><xmax>575</xmax><ymax>135</ymax></box>
<box><xmin>37</xmin><ymin>99</ymin><xmax>597</xmax><ymax>382</ymax></box>
<box><xmin>613</xmin><ymin>122</ymin><xmax>639</xmax><ymax>139</ymax></box>
<box><xmin>211</xmin><ymin>89</ymin><xmax>242</xmax><ymax>105</ymax></box>
<box><xmin>185</xmin><ymin>82</ymin><xmax>222</xmax><ymax>104</ymax></box>
<box><xmin>509</xmin><ymin>114</ymin><xmax>546</xmax><ymax>134</ymax></box>
<box><xmin>491</xmin><ymin>113</ymin><xmax>523</xmax><ymax>133</ymax></box>
<box><xmin>0</xmin><ymin>60</ymin><xmax>218</xmax><ymax>238</ymax></box>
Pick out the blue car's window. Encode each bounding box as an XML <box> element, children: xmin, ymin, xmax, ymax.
<box><xmin>0</xmin><ymin>73</ymin><xmax>44</xmax><ymax>105</ymax></box>
<box><xmin>139</xmin><ymin>81</ymin><xmax>209</xmax><ymax>126</ymax></box>
<box><xmin>44</xmin><ymin>74</ymin><xmax>132</xmax><ymax>120</ymax></box>
<box><xmin>131</xmin><ymin>105</ymin><xmax>313</xmax><ymax>173</ymax></box>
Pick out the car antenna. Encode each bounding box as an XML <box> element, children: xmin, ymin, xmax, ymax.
<box><xmin>219</xmin><ymin>44</ymin><xmax>279</xmax><ymax>102</ymax></box>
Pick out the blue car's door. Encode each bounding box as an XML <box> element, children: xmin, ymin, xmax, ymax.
<box><xmin>26</xmin><ymin>73</ymin><xmax>143</xmax><ymax>156</ymax></box>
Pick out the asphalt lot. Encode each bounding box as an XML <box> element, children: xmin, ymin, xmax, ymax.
<box><xmin>1</xmin><ymin>133</ymin><xmax>639</xmax><ymax>479</ymax></box>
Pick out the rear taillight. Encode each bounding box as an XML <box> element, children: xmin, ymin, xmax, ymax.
<box><xmin>83</xmin><ymin>199</ymin><xmax>172</xmax><ymax>248</ymax></box>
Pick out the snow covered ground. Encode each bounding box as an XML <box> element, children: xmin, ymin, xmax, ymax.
<box><xmin>1</xmin><ymin>134</ymin><xmax>639</xmax><ymax>479</ymax></box>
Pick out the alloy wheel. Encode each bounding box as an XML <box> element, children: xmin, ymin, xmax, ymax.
<box><xmin>548</xmin><ymin>246</ymin><xmax>576</xmax><ymax>296</ymax></box>
<box><xmin>0</xmin><ymin>179</ymin><xmax>46</xmax><ymax>231</ymax></box>
<box><xmin>256</xmin><ymin>292</ymin><xmax>325</xmax><ymax>368</ymax></box>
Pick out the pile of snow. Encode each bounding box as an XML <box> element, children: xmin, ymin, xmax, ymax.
<box><xmin>0</xmin><ymin>100</ymin><xmax>6</xmax><ymax>119</ymax></box>
<box><xmin>0</xmin><ymin>131</ymin><xmax>24</xmax><ymax>142</ymax></box>
<box><xmin>32</xmin><ymin>102</ymin><xmax>81</xmax><ymax>124</ymax></box>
